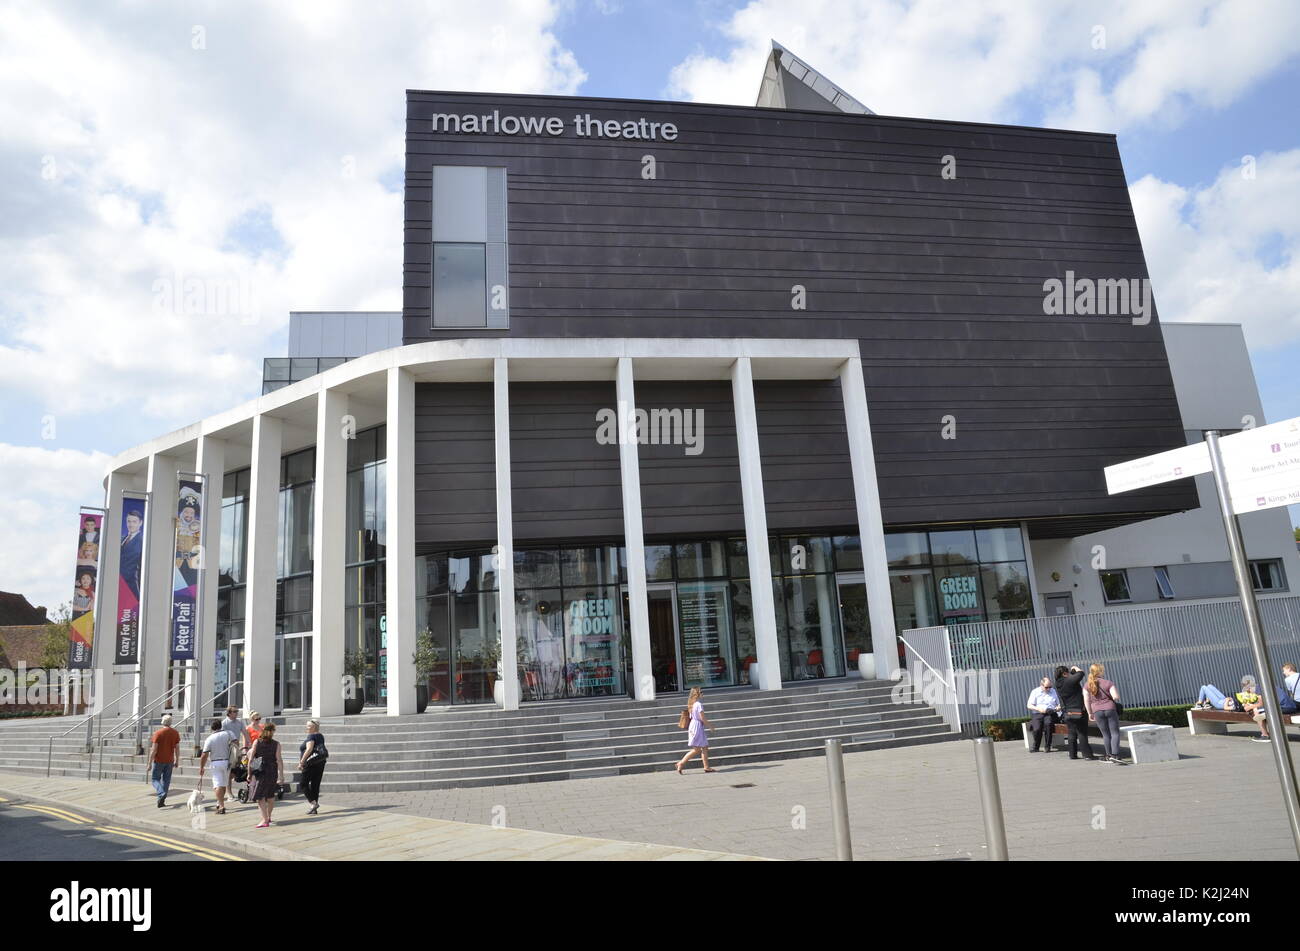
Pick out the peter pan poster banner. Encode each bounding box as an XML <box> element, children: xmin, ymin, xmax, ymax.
<box><xmin>115</xmin><ymin>496</ymin><xmax>147</xmax><ymax>664</ymax></box>
<box><xmin>169</xmin><ymin>477</ymin><xmax>204</xmax><ymax>661</ymax></box>
<box><xmin>68</xmin><ymin>511</ymin><xmax>103</xmax><ymax>669</ymax></box>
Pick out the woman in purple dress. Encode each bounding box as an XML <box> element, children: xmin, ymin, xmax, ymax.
<box><xmin>247</xmin><ymin>721</ymin><xmax>285</xmax><ymax>828</ymax></box>
<box><xmin>675</xmin><ymin>687</ymin><xmax>716</xmax><ymax>774</ymax></box>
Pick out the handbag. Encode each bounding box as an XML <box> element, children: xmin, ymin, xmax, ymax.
<box><xmin>677</xmin><ymin>709</ymin><xmax>690</xmax><ymax>729</ymax></box>
<box><xmin>249</xmin><ymin>755</ymin><xmax>264</xmax><ymax>778</ymax></box>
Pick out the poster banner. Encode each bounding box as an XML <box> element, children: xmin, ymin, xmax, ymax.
<box><xmin>68</xmin><ymin>512</ymin><xmax>102</xmax><ymax>669</ymax></box>
<box><xmin>115</xmin><ymin>497</ymin><xmax>147</xmax><ymax>664</ymax></box>
<box><xmin>169</xmin><ymin>478</ymin><xmax>203</xmax><ymax>660</ymax></box>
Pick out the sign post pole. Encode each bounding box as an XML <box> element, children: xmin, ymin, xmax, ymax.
<box><xmin>1206</xmin><ymin>429</ymin><xmax>1300</xmax><ymax>858</ymax></box>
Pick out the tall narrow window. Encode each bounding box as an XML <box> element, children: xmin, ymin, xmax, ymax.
<box><xmin>431</xmin><ymin>166</ymin><xmax>507</xmax><ymax>329</ymax></box>
<box><xmin>1154</xmin><ymin>566</ymin><xmax>1175</xmax><ymax>599</ymax></box>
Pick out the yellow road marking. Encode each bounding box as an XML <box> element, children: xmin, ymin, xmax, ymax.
<box><xmin>98</xmin><ymin>825</ymin><xmax>243</xmax><ymax>862</ymax></box>
<box><xmin>10</xmin><ymin>803</ymin><xmax>92</xmax><ymax>825</ymax></box>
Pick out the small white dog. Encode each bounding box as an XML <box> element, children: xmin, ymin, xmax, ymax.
<box><xmin>186</xmin><ymin>788</ymin><xmax>204</xmax><ymax>813</ymax></box>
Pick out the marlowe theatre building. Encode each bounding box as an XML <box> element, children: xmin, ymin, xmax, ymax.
<box><xmin>93</xmin><ymin>46</ymin><xmax>1299</xmax><ymax>720</ymax></box>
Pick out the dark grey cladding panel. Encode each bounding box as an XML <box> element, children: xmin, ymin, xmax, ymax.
<box><xmin>404</xmin><ymin>90</ymin><xmax>1198</xmax><ymax>530</ymax></box>
<box><xmin>634</xmin><ymin>381</ymin><xmax>743</xmax><ymax>538</ymax></box>
<box><xmin>755</xmin><ymin>379</ymin><xmax>856</xmax><ymax>532</ymax></box>
<box><xmin>414</xmin><ymin>383</ymin><xmax>497</xmax><ymax>547</ymax></box>
<box><xmin>508</xmin><ymin>381</ymin><xmax>623</xmax><ymax>540</ymax></box>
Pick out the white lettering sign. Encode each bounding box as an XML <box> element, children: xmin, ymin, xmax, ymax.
<box><xmin>431</xmin><ymin>111</ymin><xmax>678</xmax><ymax>142</ymax></box>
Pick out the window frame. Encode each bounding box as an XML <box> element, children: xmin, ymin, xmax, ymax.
<box><xmin>1100</xmin><ymin>569</ymin><xmax>1132</xmax><ymax>604</ymax></box>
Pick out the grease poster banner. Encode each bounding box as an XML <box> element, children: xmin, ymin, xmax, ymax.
<box><xmin>169</xmin><ymin>478</ymin><xmax>203</xmax><ymax>661</ymax></box>
<box><xmin>68</xmin><ymin>513</ymin><xmax>102</xmax><ymax>669</ymax></box>
<box><xmin>115</xmin><ymin>497</ymin><xmax>147</xmax><ymax>664</ymax></box>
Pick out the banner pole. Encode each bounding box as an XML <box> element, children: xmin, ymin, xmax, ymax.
<box><xmin>132</xmin><ymin>490</ymin><xmax>152</xmax><ymax>756</ymax></box>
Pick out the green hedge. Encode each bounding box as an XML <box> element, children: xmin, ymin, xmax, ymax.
<box><xmin>983</xmin><ymin>705</ymin><xmax>1195</xmax><ymax>740</ymax></box>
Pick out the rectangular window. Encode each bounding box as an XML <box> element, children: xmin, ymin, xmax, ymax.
<box><xmin>1101</xmin><ymin>569</ymin><xmax>1131</xmax><ymax>603</ymax></box>
<box><xmin>1250</xmin><ymin>559</ymin><xmax>1287</xmax><ymax>592</ymax></box>
<box><xmin>1154</xmin><ymin>566</ymin><xmax>1175</xmax><ymax>599</ymax></box>
<box><xmin>430</xmin><ymin>165</ymin><xmax>507</xmax><ymax>329</ymax></box>
<box><xmin>432</xmin><ymin>242</ymin><xmax>487</xmax><ymax>327</ymax></box>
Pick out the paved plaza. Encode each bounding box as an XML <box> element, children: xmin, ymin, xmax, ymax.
<box><xmin>325</xmin><ymin>725</ymin><xmax>1300</xmax><ymax>861</ymax></box>
<box><xmin>3</xmin><ymin>723</ymin><xmax>1297</xmax><ymax>860</ymax></box>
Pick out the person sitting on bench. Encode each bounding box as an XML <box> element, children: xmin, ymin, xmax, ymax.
<box><xmin>1193</xmin><ymin>676</ymin><xmax>1258</xmax><ymax>712</ymax></box>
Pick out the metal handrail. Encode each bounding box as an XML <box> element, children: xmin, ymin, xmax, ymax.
<box><xmin>45</xmin><ymin>684</ymin><xmax>140</xmax><ymax>779</ymax></box>
<box><xmin>898</xmin><ymin>635</ymin><xmax>955</xmax><ymax>690</ymax></box>
<box><xmin>98</xmin><ymin>682</ymin><xmax>190</xmax><ymax>780</ymax></box>
<box><xmin>175</xmin><ymin>681</ymin><xmax>245</xmax><ymax>757</ymax></box>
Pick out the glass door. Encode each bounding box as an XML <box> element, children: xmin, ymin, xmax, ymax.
<box><xmin>622</xmin><ymin>584</ymin><xmax>681</xmax><ymax>694</ymax></box>
<box><xmin>836</xmin><ymin>572</ymin><xmax>871</xmax><ymax>674</ymax></box>
<box><xmin>277</xmin><ymin>634</ymin><xmax>312</xmax><ymax>712</ymax></box>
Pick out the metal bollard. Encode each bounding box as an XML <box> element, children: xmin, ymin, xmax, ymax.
<box><xmin>973</xmin><ymin>737</ymin><xmax>1009</xmax><ymax>861</ymax></box>
<box><xmin>825</xmin><ymin>738</ymin><xmax>853</xmax><ymax>861</ymax></box>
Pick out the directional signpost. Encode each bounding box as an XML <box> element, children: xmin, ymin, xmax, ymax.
<box><xmin>1106</xmin><ymin>416</ymin><xmax>1300</xmax><ymax>858</ymax></box>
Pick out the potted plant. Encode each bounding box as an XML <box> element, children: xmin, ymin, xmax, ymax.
<box><xmin>343</xmin><ymin>650</ymin><xmax>367</xmax><ymax>715</ymax></box>
<box><xmin>412</xmin><ymin>629</ymin><xmax>439</xmax><ymax>714</ymax></box>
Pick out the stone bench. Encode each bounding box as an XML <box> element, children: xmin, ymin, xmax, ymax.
<box><xmin>1020</xmin><ymin>719</ymin><xmax>1178</xmax><ymax>763</ymax></box>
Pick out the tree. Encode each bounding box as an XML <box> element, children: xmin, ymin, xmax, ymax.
<box><xmin>39</xmin><ymin>602</ymin><xmax>73</xmax><ymax>670</ymax></box>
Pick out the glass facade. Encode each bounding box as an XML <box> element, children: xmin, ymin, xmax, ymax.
<box><xmin>344</xmin><ymin>426</ymin><xmax>387</xmax><ymax>705</ymax></box>
<box><xmin>214</xmin><ymin>456</ymin><xmax>1034</xmax><ymax>707</ymax></box>
<box><xmin>215</xmin><ymin>469</ymin><xmax>250</xmax><ymax>710</ymax></box>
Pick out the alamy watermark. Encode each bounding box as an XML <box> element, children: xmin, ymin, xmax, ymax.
<box><xmin>0</xmin><ymin>665</ymin><xmax>102</xmax><ymax>713</ymax></box>
<box><xmin>595</xmin><ymin>402</ymin><xmax>704</xmax><ymax>456</ymax></box>
<box><xmin>890</xmin><ymin>665</ymin><xmax>1000</xmax><ymax>716</ymax></box>
<box><xmin>1042</xmin><ymin>270</ymin><xmax>1151</xmax><ymax>325</ymax></box>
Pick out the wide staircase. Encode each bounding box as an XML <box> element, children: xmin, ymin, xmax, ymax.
<box><xmin>0</xmin><ymin>678</ymin><xmax>958</xmax><ymax>793</ymax></box>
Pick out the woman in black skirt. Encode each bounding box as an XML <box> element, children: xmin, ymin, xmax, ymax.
<box><xmin>298</xmin><ymin>719</ymin><xmax>328</xmax><ymax>815</ymax></box>
<box><xmin>247</xmin><ymin>722</ymin><xmax>285</xmax><ymax>828</ymax></box>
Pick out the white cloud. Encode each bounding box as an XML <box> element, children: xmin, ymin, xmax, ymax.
<box><xmin>1132</xmin><ymin>150</ymin><xmax>1300</xmax><ymax>351</ymax></box>
<box><xmin>0</xmin><ymin>444</ymin><xmax>111</xmax><ymax>614</ymax></box>
<box><xmin>0</xmin><ymin>0</ymin><xmax>585</xmax><ymax>610</ymax></box>
<box><xmin>668</xmin><ymin>0</ymin><xmax>1300</xmax><ymax>132</ymax></box>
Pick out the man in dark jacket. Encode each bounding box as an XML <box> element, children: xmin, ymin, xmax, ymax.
<box><xmin>1055</xmin><ymin>665</ymin><xmax>1098</xmax><ymax>760</ymax></box>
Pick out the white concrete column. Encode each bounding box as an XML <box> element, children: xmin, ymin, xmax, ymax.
<box><xmin>143</xmin><ymin>453</ymin><xmax>180</xmax><ymax>714</ymax></box>
<box><xmin>192</xmin><ymin>435</ymin><xmax>225</xmax><ymax>723</ymax></box>
<box><xmin>839</xmin><ymin>357</ymin><xmax>899</xmax><ymax>680</ymax></box>
<box><xmin>244</xmin><ymin>414</ymin><xmax>282</xmax><ymax>717</ymax></box>
<box><xmin>616</xmin><ymin>357</ymin><xmax>654</xmax><ymax>701</ymax></box>
<box><xmin>731</xmin><ymin>357</ymin><xmax>782</xmax><ymax>691</ymax></box>
<box><xmin>96</xmin><ymin>469</ymin><xmax>130</xmax><ymax>718</ymax></box>
<box><xmin>312</xmin><ymin>389</ymin><xmax>348</xmax><ymax>718</ymax></box>
<box><xmin>493</xmin><ymin>357</ymin><xmax>520</xmax><ymax>710</ymax></box>
<box><xmin>386</xmin><ymin>368</ymin><xmax>418</xmax><ymax>715</ymax></box>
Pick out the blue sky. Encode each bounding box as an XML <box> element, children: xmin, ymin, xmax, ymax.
<box><xmin>0</xmin><ymin>0</ymin><xmax>1297</xmax><ymax>614</ymax></box>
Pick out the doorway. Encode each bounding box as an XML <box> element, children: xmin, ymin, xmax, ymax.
<box><xmin>623</xmin><ymin>583</ymin><xmax>681</xmax><ymax>694</ymax></box>
<box><xmin>1044</xmin><ymin>592</ymin><xmax>1075</xmax><ymax>616</ymax></box>
<box><xmin>276</xmin><ymin>633</ymin><xmax>313</xmax><ymax>713</ymax></box>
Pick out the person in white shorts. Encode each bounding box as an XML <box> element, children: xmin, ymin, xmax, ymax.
<box><xmin>198</xmin><ymin>720</ymin><xmax>233</xmax><ymax>814</ymax></box>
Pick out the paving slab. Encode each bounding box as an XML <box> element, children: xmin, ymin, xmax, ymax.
<box><xmin>319</xmin><ymin>724</ymin><xmax>1300</xmax><ymax>860</ymax></box>
<box><xmin>0</xmin><ymin>772</ymin><xmax>767</xmax><ymax>862</ymax></box>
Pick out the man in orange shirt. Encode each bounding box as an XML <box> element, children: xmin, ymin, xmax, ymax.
<box><xmin>147</xmin><ymin>713</ymin><xmax>181</xmax><ymax>807</ymax></box>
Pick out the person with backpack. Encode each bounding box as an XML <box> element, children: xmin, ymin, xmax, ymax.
<box><xmin>674</xmin><ymin>687</ymin><xmax>716</xmax><ymax>774</ymax></box>
<box><xmin>1253</xmin><ymin>664</ymin><xmax>1300</xmax><ymax>744</ymax></box>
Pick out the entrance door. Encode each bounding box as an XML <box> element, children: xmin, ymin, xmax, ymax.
<box><xmin>836</xmin><ymin>572</ymin><xmax>871</xmax><ymax>673</ymax></box>
<box><xmin>623</xmin><ymin>584</ymin><xmax>681</xmax><ymax>694</ymax></box>
<box><xmin>1044</xmin><ymin>593</ymin><xmax>1075</xmax><ymax>616</ymax></box>
<box><xmin>277</xmin><ymin>634</ymin><xmax>312</xmax><ymax>712</ymax></box>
